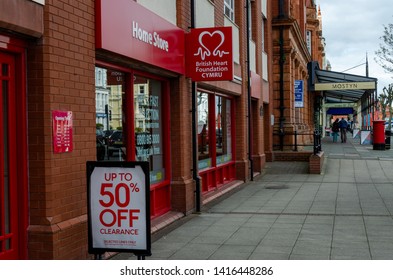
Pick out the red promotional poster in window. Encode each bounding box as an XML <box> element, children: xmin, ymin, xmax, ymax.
<box><xmin>52</xmin><ymin>110</ymin><xmax>73</xmax><ymax>153</ymax></box>
<box><xmin>186</xmin><ymin>26</ymin><xmax>233</xmax><ymax>81</ymax></box>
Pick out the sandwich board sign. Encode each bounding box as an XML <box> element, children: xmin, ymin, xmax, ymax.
<box><xmin>87</xmin><ymin>161</ymin><xmax>151</xmax><ymax>258</ymax></box>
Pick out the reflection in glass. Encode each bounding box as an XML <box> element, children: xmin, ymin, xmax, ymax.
<box><xmin>216</xmin><ymin>96</ymin><xmax>232</xmax><ymax>164</ymax></box>
<box><xmin>197</xmin><ymin>93</ymin><xmax>233</xmax><ymax>169</ymax></box>
<box><xmin>95</xmin><ymin>67</ymin><xmax>126</xmax><ymax>161</ymax></box>
<box><xmin>197</xmin><ymin>92</ymin><xmax>211</xmax><ymax>169</ymax></box>
<box><xmin>134</xmin><ymin>76</ymin><xmax>164</xmax><ymax>184</ymax></box>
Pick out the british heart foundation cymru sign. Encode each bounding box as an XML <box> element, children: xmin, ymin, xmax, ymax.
<box><xmin>186</xmin><ymin>26</ymin><xmax>233</xmax><ymax>81</ymax></box>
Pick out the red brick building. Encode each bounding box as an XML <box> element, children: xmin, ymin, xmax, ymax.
<box><xmin>0</xmin><ymin>0</ymin><xmax>324</xmax><ymax>259</ymax></box>
<box><xmin>269</xmin><ymin>0</ymin><xmax>325</xmax><ymax>155</ymax></box>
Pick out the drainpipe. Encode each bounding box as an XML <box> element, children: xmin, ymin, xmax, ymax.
<box><xmin>191</xmin><ymin>0</ymin><xmax>201</xmax><ymax>212</ymax></box>
<box><xmin>278</xmin><ymin>0</ymin><xmax>285</xmax><ymax>151</ymax></box>
<box><xmin>246</xmin><ymin>0</ymin><xmax>254</xmax><ymax>181</ymax></box>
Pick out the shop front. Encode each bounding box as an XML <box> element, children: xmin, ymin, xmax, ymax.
<box><xmin>197</xmin><ymin>90</ymin><xmax>236</xmax><ymax>193</ymax></box>
<box><xmin>95</xmin><ymin>66</ymin><xmax>172</xmax><ymax>218</ymax></box>
<box><xmin>95</xmin><ymin>0</ymin><xmax>185</xmax><ymax>218</ymax></box>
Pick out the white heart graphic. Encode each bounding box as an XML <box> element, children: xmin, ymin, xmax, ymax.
<box><xmin>194</xmin><ymin>30</ymin><xmax>229</xmax><ymax>60</ymax></box>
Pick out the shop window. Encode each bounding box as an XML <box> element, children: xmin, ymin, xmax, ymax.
<box><xmin>95</xmin><ymin>67</ymin><xmax>168</xmax><ymax>185</ymax></box>
<box><xmin>134</xmin><ymin>76</ymin><xmax>165</xmax><ymax>185</ymax></box>
<box><xmin>197</xmin><ymin>90</ymin><xmax>235</xmax><ymax>192</ymax></box>
<box><xmin>197</xmin><ymin>92</ymin><xmax>211</xmax><ymax>169</ymax></box>
<box><xmin>95</xmin><ymin>66</ymin><xmax>126</xmax><ymax>161</ymax></box>
<box><xmin>198</xmin><ymin>92</ymin><xmax>234</xmax><ymax>170</ymax></box>
<box><xmin>216</xmin><ymin>96</ymin><xmax>232</xmax><ymax>165</ymax></box>
<box><xmin>95</xmin><ymin>65</ymin><xmax>171</xmax><ymax>217</ymax></box>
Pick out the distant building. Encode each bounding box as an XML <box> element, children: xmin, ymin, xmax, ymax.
<box><xmin>269</xmin><ymin>0</ymin><xmax>325</xmax><ymax>155</ymax></box>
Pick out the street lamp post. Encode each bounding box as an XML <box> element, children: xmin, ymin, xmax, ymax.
<box><xmin>191</xmin><ymin>0</ymin><xmax>201</xmax><ymax>212</ymax></box>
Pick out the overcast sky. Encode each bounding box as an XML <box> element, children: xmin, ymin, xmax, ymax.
<box><xmin>318</xmin><ymin>0</ymin><xmax>393</xmax><ymax>93</ymax></box>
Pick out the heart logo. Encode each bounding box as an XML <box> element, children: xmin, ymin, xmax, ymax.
<box><xmin>194</xmin><ymin>30</ymin><xmax>229</xmax><ymax>60</ymax></box>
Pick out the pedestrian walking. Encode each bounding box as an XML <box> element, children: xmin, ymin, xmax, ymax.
<box><xmin>331</xmin><ymin>118</ymin><xmax>340</xmax><ymax>142</ymax></box>
<box><xmin>348</xmin><ymin>118</ymin><xmax>353</xmax><ymax>133</ymax></box>
<box><xmin>339</xmin><ymin>117</ymin><xmax>348</xmax><ymax>143</ymax></box>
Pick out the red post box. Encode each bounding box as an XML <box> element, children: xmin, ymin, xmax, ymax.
<box><xmin>373</xmin><ymin>120</ymin><xmax>385</xmax><ymax>150</ymax></box>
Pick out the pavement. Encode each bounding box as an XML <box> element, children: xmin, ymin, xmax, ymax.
<box><xmin>112</xmin><ymin>132</ymin><xmax>393</xmax><ymax>260</ymax></box>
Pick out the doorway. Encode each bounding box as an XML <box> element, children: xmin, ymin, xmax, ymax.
<box><xmin>0</xmin><ymin>51</ymin><xmax>28</xmax><ymax>259</ymax></box>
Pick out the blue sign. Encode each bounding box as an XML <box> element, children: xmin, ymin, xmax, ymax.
<box><xmin>294</xmin><ymin>80</ymin><xmax>304</xmax><ymax>108</ymax></box>
<box><xmin>96</xmin><ymin>113</ymin><xmax>107</xmax><ymax>118</ymax></box>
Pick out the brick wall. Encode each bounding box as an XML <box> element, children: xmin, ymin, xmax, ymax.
<box><xmin>272</xmin><ymin>151</ymin><xmax>324</xmax><ymax>174</ymax></box>
<box><xmin>233</xmin><ymin>0</ymin><xmax>249</xmax><ymax>181</ymax></box>
<box><xmin>168</xmin><ymin>0</ymin><xmax>196</xmax><ymax>214</ymax></box>
<box><xmin>309</xmin><ymin>151</ymin><xmax>324</xmax><ymax>174</ymax></box>
<box><xmin>273</xmin><ymin>151</ymin><xmax>311</xmax><ymax>162</ymax></box>
<box><xmin>22</xmin><ymin>0</ymin><xmax>278</xmax><ymax>259</ymax></box>
<box><xmin>271</xmin><ymin>0</ymin><xmax>321</xmax><ymax>150</ymax></box>
<box><xmin>264</xmin><ymin>0</ymin><xmax>275</xmax><ymax>160</ymax></box>
<box><xmin>27</xmin><ymin>0</ymin><xmax>95</xmax><ymax>259</ymax></box>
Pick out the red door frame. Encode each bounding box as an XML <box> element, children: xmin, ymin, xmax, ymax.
<box><xmin>0</xmin><ymin>34</ymin><xmax>28</xmax><ymax>260</ymax></box>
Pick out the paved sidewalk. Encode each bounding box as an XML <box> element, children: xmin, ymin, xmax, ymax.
<box><xmin>113</xmin><ymin>132</ymin><xmax>393</xmax><ymax>260</ymax></box>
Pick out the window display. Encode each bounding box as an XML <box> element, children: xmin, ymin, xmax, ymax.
<box><xmin>95</xmin><ymin>67</ymin><xmax>126</xmax><ymax>161</ymax></box>
<box><xmin>197</xmin><ymin>90</ymin><xmax>235</xmax><ymax>192</ymax></box>
<box><xmin>197</xmin><ymin>92</ymin><xmax>211</xmax><ymax>169</ymax></box>
<box><xmin>134</xmin><ymin>76</ymin><xmax>165</xmax><ymax>184</ymax></box>
<box><xmin>198</xmin><ymin>91</ymin><xmax>233</xmax><ymax>169</ymax></box>
<box><xmin>216</xmin><ymin>96</ymin><xmax>232</xmax><ymax>165</ymax></box>
<box><xmin>95</xmin><ymin>65</ymin><xmax>170</xmax><ymax>216</ymax></box>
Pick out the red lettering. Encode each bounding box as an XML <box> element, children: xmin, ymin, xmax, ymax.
<box><xmin>99</xmin><ymin>209</ymin><xmax>140</xmax><ymax>227</ymax></box>
<box><xmin>104</xmin><ymin>173</ymin><xmax>117</xmax><ymax>181</ymax></box>
<box><xmin>119</xmin><ymin>173</ymin><xmax>133</xmax><ymax>181</ymax></box>
<box><xmin>100</xmin><ymin>228</ymin><xmax>139</xmax><ymax>235</ymax></box>
<box><xmin>129</xmin><ymin>209</ymin><xmax>140</xmax><ymax>227</ymax></box>
<box><xmin>117</xmin><ymin>209</ymin><xmax>128</xmax><ymax>226</ymax></box>
<box><xmin>99</xmin><ymin>183</ymin><xmax>114</xmax><ymax>207</ymax></box>
<box><xmin>99</xmin><ymin>209</ymin><xmax>116</xmax><ymax>227</ymax></box>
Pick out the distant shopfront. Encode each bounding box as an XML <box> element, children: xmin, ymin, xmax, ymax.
<box><xmin>197</xmin><ymin>89</ymin><xmax>236</xmax><ymax>193</ymax></box>
<box><xmin>95</xmin><ymin>0</ymin><xmax>185</xmax><ymax>218</ymax></box>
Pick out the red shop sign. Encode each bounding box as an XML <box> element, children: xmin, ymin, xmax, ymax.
<box><xmin>186</xmin><ymin>26</ymin><xmax>233</xmax><ymax>81</ymax></box>
<box><xmin>52</xmin><ymin>110</ymin><xmax>73</xmax><ymax>153</ymax></box>
<box><xmin>96</xmin><ymin>0</ymin><xmax>185</xmax><ymax>75</ymax></box>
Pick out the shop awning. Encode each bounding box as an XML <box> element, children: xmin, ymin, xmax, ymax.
<box><xmin>308</xmin><ymin>62</ymin><xmax>377</xmax><ymax>103</ymax></box>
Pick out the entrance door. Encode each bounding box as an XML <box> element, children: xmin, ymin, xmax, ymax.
<box><xmin>0</xmin><ymin>52</ymin><xmax>19</xmax><ymax>260</ymax></box>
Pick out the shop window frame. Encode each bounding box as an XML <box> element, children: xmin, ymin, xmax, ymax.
<box><xmin>95</xmin><ymin>61</ymin><xmax>172</xmax><ymax>218</ymax></box>
<box><xmin>197</xmin><ymin>88</ymin><xmax>236</xmax><ymax>193</ymax></box>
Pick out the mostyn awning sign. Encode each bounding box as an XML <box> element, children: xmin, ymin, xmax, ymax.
<box><xmin>315</xmin><ymin>81</ymin><xmax>376</xmax><ymax>91</ymax></box>
<box><xmin>186</xmin><ymin>26</ymin><xmax>233</xmax><ymax>81</ymax></box>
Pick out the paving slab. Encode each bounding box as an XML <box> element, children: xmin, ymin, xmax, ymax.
<box><xmin>113</xmin><ymin>135</ymin><xmax>393</xmax><ymax>260</ymax></box>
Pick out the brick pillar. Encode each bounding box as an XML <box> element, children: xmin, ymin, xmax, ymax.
<box><xmin>27</xmin><ymin>0</ymin><xmax>95</xmax><ymax>259</ymax></box>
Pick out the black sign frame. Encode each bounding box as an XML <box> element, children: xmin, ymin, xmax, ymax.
<box><xmin>86</xmin><ymin>161</ymin><xmax>151</xmax><ymax>257</ymax></box>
